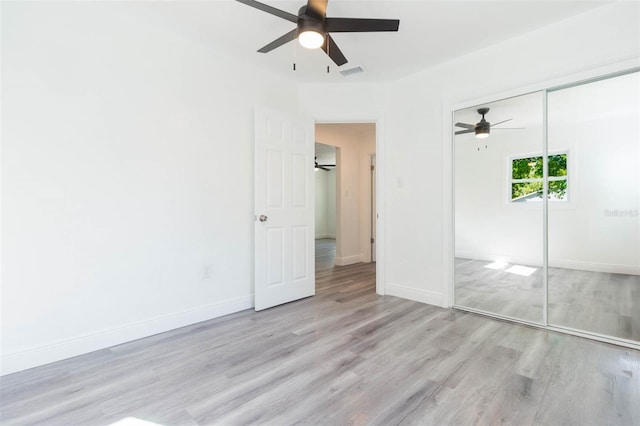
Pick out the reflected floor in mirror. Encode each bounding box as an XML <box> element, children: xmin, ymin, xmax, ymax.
<box><xmin>2</xmin><ymin>247</ymin><xmax>639</xmax><ymax>425</ymax></box>
<box><xmin>455</xmin><ymin>257</ymin><xmax>640</xmax><ymax>341</ymax></box>
<box><xmin>455</xmin><ymin>257</ymin><xmax>545</xmax><ymax>324</ymax></box>
<box><xmin>549</xmin><ymin>267</ymin><xmax>640</xmax><ymax>341</ymax></box>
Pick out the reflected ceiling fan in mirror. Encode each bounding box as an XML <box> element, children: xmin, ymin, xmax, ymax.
<box><xmin>236</xmin><ymin>0</ymin><xmax>400</xmax><ymax>66</ymax></box>
<box><xmin>455</xmin><ymin>108</ymin><xmax>523</xmax><ymax>138</ymax></box>
<box><xmin>315</xmin><ymin>157</ymin><xmax>335</xmax><ymax>171</ymax></box>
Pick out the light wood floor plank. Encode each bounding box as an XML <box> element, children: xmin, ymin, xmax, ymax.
<box><xmin>1</xmin><ymin>239</ymin><xmax>638</xmax><ymax>425</ymax></box>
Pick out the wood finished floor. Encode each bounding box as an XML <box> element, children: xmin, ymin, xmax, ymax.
<box><xmin>1</xmin><ymin>240</ymin><xmax>639</xmax><ymax>425</ymax></box>
<box><xmin>455</xmin><ymin>257</ymin><xmax>640</xmax><ymax>341</ymax></box>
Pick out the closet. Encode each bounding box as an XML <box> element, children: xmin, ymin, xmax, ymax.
<box><xmin>453</xmin><ymin>70</ymin><xmax>640</xmax><ymax>347</ymax></box>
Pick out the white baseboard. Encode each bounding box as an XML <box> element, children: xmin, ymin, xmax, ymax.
<box><xmin>315</xmin><ymin>234</ymin><xmax>336</xmax><ymax>239</ymax></box>
<box><xmin>549</xmin><ymin>260</ymin><xmax>640</xmax><ymax>275</ymax></box>
<box><xmin>0</xmin><ymin>295</ymin><xmax>254</xmax><ymax>376</ymax></box>
<box><xmin>334</xmin><ymin>254</ymin><xmax>362</xmax><ymax>266</ymax></box>
<box><xmin>385</xmin><ymin>283</ymin><xmax>444</xmax><ymax>307</ymax></box>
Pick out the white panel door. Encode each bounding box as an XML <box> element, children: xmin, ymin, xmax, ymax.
<box><xmin>255</xmin><ymin>107</ymin><xmax>315</xmax><ymax>311</ymax></box>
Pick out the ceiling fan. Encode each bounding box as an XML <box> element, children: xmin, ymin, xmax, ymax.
<box><xmin>315</xmin><ymin>157</ymin><xmax>335</xmax><ymax>171</ymax></box>
<box><xmin>236</xmin><ymin>0</ymin><xmax>400</xmax><ymax>66</ymax></box>
<box><xmin>455</xmin><ymin>108</ymin><xmax>522</xmax><ymax>139</ymax></box>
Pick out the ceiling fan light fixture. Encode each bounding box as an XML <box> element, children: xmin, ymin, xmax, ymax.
<box><xmin>237</xmin><ymin>0</ymin><xmax>400</xmax><ymax>66</ymax></box>
<box><xmin>299</xmin><ymin>30</ymin><xmax>325</xmax><ymax>49</ymax></box>
<box><xmin>475</xmin><ymin>119</ymin><xmax>490</xmax><ymax>138</ymax></box>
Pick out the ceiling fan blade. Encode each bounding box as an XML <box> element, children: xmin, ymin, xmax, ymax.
<box><xmin>257</xmin><ymin>29</ymin><xmax>297</xmax><ymax>53</ymax></box>
<box><xmin>235</xmin><ymin>0</ymin><xmax>298</xmax><ymax>23</ymax></box>
<box><xmin>326</xmin><ymin>17</ymin><xmax>400</xmax><ymax>33</ymax></box>
<box><xmin>455</xmin><ymin>122</ymin><xmax>475</xmax><ymax>129</ymax></box>
<box><xmin>318</xmin><ymin>164</ymin><xmax>336</xmax><ymax>167</ymax></box>
<box><xmin>306</xmin><ymin>0</ymin><xmax>328</xmax><ymax>19</ymax></box>
<box><xmin>321</xmin><ymin>34</ymin><xmax>348</xmax><ymax>66</ymax></box>
<box><xmin>455</xmin><ymin>129</ymin><xmax>474</xmax><ymax>135</ymax></box>
<box><xmin>491</xmin><ymin>118</ymin><xmax>513</xmax><ymax>127</ymax></box>
<box><xmin>320</xmin><ymin>166</ymin><xmax>331</xmax><ymax>171</ymax></box>
<box><xmin>492</xmin><ymin>127</ymin><xmax>525</xmax><ymax>130</ymax></box>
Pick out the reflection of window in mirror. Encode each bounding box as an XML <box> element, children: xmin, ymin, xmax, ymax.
<box><xmin>509</xmin><ymin>152</ymin><xmax>568</xmax><ymax>202</ymax></box>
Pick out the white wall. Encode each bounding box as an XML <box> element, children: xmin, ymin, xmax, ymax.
<box><xmin>300</xmin><ymin>1</ymin><xmax>639</xmax><ymax>307</ymax></box>
<box><xmin>314</xmin><ymin>168</ymin><xmax>336</xmax><ymax>239</ymax></box>
<box><xmin>1</xmin><ymin>2</ymin><xmax>298</xmax><ymax>375</ymax></box>
<box><xmin>315</xmin><ymin>123</ymin><xmax>376</xmax><ymax>265</ymax></box>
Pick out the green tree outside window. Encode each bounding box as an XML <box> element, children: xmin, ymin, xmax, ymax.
<box><xmin>511</xmin><ymin>154</ymin><xmax>567</xmax><ymax>202</ymax></box>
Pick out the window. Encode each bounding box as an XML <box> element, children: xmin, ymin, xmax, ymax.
<box><xmin>510</xmin><ymin>153</ymin><xmax>568</xmax><ymax>202</ymax></box>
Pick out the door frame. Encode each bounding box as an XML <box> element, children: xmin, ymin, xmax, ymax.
<box><xmin>314</xmin><ymin>116</ymin><xmax>385</xmax><ymax>296</ymax></box>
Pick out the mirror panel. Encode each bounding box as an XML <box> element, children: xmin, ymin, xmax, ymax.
<box><xmin>454</xmin><ymin>92</ymin><xmax>544</xmax><ymax>324</ymax></box>
<box><xmin>547</xmin><ymin>71</ymin><xmax>640</xmax><ymax>342</ymax></box>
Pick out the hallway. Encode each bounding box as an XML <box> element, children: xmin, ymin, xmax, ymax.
<box><xmin>315</xmin><ymin>238</ymin><xmax>376</xmax><ymax>301</ymax></box>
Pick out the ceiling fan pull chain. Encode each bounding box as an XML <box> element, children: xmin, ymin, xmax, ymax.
<box><xmin>326</xmin><ymin>39</ymin><xmax>330</xmax><ymax>73</ymax></box>
<box><xmin>293</xmin><ymin>42</ymin><xmax>297</xmax><ymax>71</ymax></box>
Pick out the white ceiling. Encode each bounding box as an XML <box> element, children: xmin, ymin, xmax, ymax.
<box><xmin>112</xmin><ymin>0</ymin><xmax>611</xmax><ymax>83</ymax></box>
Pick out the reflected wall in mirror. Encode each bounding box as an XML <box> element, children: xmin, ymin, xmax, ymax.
<box><xmin>454</xmin><ymin>92</ymin><xmax>544</xmax><ymax>324</ymax></box>
<box><xmin>548</xmin><ymin>71</ymin><xmax>640</xmax><ymax>342</ymax></box>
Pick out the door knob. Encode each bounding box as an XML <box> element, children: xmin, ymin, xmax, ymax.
<box><xmin>259</xmin><ymin>215</ymin><xmax>268</xmax><ymax>222</ymax></box>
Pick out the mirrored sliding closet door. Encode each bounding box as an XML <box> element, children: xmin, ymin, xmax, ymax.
<box><xmin>454</xmin><ymin>69</ymin><xmax>640</xmax><ymax>347</ymax></box>
<box><xmin>454</xmin><ymin>92</ymin><xmax>545</xmax><ymax>324</ymax></box>
<box><xmin>547</xmin><ymin>71</ymin><xmax>640</xmax><ymax>343</ymax></box>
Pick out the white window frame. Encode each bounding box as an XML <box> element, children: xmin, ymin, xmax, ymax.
<box><xmin>509</xmin><ymin>151</ymin><xmax>569</xmax><ymax>203</ymax></box>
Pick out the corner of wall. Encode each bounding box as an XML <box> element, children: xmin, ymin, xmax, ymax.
<box><xmin>385</xmin><ymin>283</ymin><xmax>445</xmax><ymax>308</ymax></box>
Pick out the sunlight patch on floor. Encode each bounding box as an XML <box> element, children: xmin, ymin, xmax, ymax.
<box><xmin>485</xmin><ymin>261</ymin><xmax>509</xmax><ymax>270</ymax></box>
<box><xmin>505</xmin><ymin>265</ymin><xmax>537</xmax><ymax>276</ymax></box>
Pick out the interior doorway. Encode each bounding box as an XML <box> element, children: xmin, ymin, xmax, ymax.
<box><xmin>314</xmin><ymin>123</ymin><xmax>377</xmax><ymax>285</ymax></box>
<box><xmin>314</xmin><ymin>141</ymin><xmax>338</xmax><ymax>274</ymax></box>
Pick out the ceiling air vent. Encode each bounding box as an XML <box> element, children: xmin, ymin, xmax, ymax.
<box><xmin>340</xmin><ymin>66</ymin><xmax>365</xmax><ymax>77</ymax></box>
